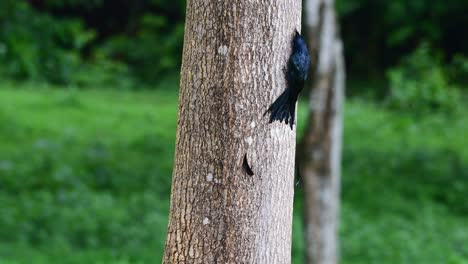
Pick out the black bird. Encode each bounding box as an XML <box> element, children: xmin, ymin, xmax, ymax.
<box><xmin>266</xmin><ymin>30</ymin><xmax>310</xmax><ymax>129</ymax></box>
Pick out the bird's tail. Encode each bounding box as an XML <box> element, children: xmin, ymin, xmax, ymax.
<box><xmin>265</xmin><ymin>89</ymin><xmax>296</xmax><ymax>130</ymax></box>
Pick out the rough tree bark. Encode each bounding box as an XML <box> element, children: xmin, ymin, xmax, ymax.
<box><xmin>300</xmin><ymin>0</ymin><xmax>345</xmax><ymax>263</ymax></box>
<box><xmin>163</xmin><ymin>1</ymin><xmax>302</xmax><ymax>263</ymax></box>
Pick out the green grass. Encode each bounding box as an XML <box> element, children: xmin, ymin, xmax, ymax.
<box><xmin>0</xmin><ymin>82</ymin><xmax>467</xmax><ymax>263</ymax></box>
<box><xmin>0</xmin><ymin>83</ymin><xmax>178</xmax><ymax>263</ymax></box>
<box><xmin>337</xmin><ymin>102</ymin><xmax>468</xmax><ymax>264</ymax></box>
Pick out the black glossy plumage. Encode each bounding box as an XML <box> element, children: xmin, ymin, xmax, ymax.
<box><xmin>266</xmin><ymin>31</ymin><xmax>310</xmax><ymax>129</ymax></box>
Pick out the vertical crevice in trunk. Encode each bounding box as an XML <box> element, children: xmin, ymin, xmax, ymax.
<box><xmin>163</xmin><ymin>1</ymin><xmax>302</xmax><ymax>263</ymax></box>
<box><xmin>301</xmin><ymin>0</ymin><xmax>345</xmax><ymax>263</ymax></box>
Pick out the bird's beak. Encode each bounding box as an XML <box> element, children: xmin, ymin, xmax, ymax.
<box><xmin>295</xmin><ymin>30</ymin><xmax>300</xmax><ymax>37</ymax></box>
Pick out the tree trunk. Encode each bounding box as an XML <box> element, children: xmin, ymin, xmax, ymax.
<box><xmin>163</xmin><ymin>1</ymin><xmax>302</xmax><ymax>263</ymax></box>
<box><xmin>300</xmin><ymin>0</ymin><xmax>345</xmax><ymax>263</ymax></box>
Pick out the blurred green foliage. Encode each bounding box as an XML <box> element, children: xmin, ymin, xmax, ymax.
<box><xmin>0</xmin><ymin>0</ymin><xmax>185</xmax><ymax>86</ymax></box>
<box><xmin>448</xmin><ymin>54</ymin><xmax>468</xmax><ymax>88</ymax></box>
<box><xmin>386</xmin><ymin>44</ymin><xmax>461</xmax><ymax>114</ymax></box>
<box><xmin>0</xmin><ymin>1</ymin><xmax>95</xmax><ymax>84</ymax></box>
<box><xmin>1</xmin><ymin>0</ymin><xmax>468</xmax><ymax>94</ymax></box>
<box><xmin>0</xmin><ymin>84</ymin><xmax>467</xmax><ymax>263</ymax></box>
<box><xmin>337</xmin><ymin>0</ymin><xmax>468</xmax><ymax>76</ymax></box>
<box><xmin>0</xmin><ymin>84</ymin><xmax>178</xmax><ymax>262</ymax></box>
<box><xmin>99</xmin><ymin>14</ymin><xmax>185</xmax><ymax>84</ymax></box>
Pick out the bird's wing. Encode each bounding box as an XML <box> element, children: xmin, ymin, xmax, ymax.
<box><xmin>290</xmin><ymin>52</ymin><xmax>309</xmax><ymax>80</ymax></box>
<box><xmin>290</xmin><ymin>54</ymin><xmax>302</xmax><ymax>72</ymax></box>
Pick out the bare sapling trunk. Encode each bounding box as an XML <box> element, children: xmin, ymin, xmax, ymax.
<box><xmin>301</xmin><ymin>0</ymin><xmax>345</xmax><ymax>263</ymax></box>
<box><xmin>163</xmin><ymin>1</ymin><xmax>302</xmax><ymax>263</ymax></box>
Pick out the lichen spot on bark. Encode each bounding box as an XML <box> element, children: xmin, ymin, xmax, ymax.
<box><xmin>250</xmin><ymin>121</ymin><xmax>256</xmax><ymax>128</ymax></box>
<box><xmin>245</xmin><ymin>136</ymin><xmax>253</xmax><ymax>145</ymax></box>
<box><xmin>218</xmin><ymin>45</ymin><xmax>228</xmax><ymax>56</ymax></box>
<box><xmin>189</xmin><ymin>245</ymin><xmax>195</xmax><ymax>258</ymax></box>
<box><xmin>206</xmin><ymin>173</ymin><xmax>214</xmax><ymax>182</ymax></box>
<box><xmin>203</xmin><ymin>217</ymin><xmax>210</xmax><ymax>225</ymax></box>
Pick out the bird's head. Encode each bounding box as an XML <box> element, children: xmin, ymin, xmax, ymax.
<box><xmin>294</xmin><ymin>30</ymin><xmax>301</xmax><ymax>38</ymax></box>
<box><xmin>293</xmin><ymin>30</ymin><xmax>306</xmax><ymax>49</ymax></box>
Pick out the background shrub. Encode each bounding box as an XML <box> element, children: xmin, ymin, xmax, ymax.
<box><xmin>0</xmin><ymin>1</ymin><xmax>94</xmax><ymax>84</ymax></box>
<box><xmin>386</xmin><ymin>44</ymin><xmax>461</xmax><ymax>114</ymax></box>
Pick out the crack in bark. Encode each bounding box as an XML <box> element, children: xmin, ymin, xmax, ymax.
<box><xmin>242</xmin><ymin>153</ymin><xmax>254</xmax><ymax>176</ymax></box>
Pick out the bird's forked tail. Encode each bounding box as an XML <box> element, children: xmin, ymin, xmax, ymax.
<box><xmin>265</xmin><ymin>89</ymin><xmax>296</xmax><ymax>130</ymax></box>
